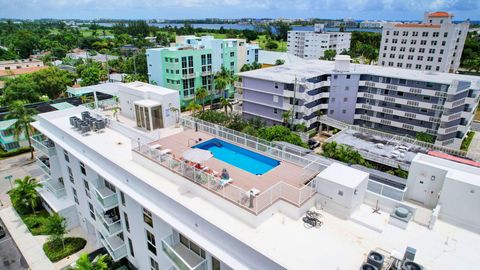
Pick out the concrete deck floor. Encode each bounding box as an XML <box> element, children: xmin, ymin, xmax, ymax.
<box><xmin>151</xmin><ymin>129</ymin><xmax>317</xmax><ymax>192</ymax></box>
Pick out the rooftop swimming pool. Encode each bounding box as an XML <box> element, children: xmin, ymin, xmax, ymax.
<box><xmin>193</xmin><ymin>138</ymin><xmax>280</xmax><ymax>175</ymax></box>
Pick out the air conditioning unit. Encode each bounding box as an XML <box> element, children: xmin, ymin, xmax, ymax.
<box><xmin>367</xmin><ymin>251</ymin><xmax>384</xmax><ymax>269</ymax></box>
<box><xmin>359</xmin><ymin>263</ymin><xmax>378</xmax><ymax>270</ymax></box>
<box><xmin>402</xmin><ymin>260</ymin><xmax>424</xmax><ymax>270</ymax></box>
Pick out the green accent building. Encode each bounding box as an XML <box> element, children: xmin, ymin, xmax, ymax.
<box><xmin>146</xmin><ymin>36</ymin><xmax>239</xmax><ymax>107</ymax></box>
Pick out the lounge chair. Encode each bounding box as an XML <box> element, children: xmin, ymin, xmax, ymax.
<box><xmin>220</xmin><ymin>178</ymin><xmax>232</xmax><ymax>187</ymax></box>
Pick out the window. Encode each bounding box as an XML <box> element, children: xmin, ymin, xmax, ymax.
<box><xmin>124</xmin><ymin>212</ymin><xmax>130</xmax><ymax>232</ymax></box>
<box><xmin>229</xmin><ymin>52</ymin><xmax>234</xmax><ymax>57</ymax></box>
<box><xmin>179</xmin><ymin>234</ymin><xmax>205</xmax><ymax>259</ymax></box>
<box><xmin>64</xmin><ymin>150</ymin><xmax>69</xmax><ymax>162</ymax></box>
<box><xmin>429</xmin><ymin>49</ymin><xmax>435</xmax><ymax>54</ymax></box>
<box><xmin>406</xmin><ymin>63</ymin><xmax>412</xmax><ymax>68</ymax></box>
<box><xmin>345</xmin><ymin>86</ymin><xmax>349</xmax><ymax>90</ymax></box>
<box><xmin>415</xmin><ymin>64</ymin><xmax>422</xmax><ymax>69</ymax></box>
<box><xmin>84</xmin><ymin>179</ymin><xmax>90</xmax><ymax>198</ymax></box>
<box><xmin>412</xmin><ymin>31</ymin><xmax>418</xmax><ymax>37</ymax></box>
<box><xmin>128</xmin><ymin>238</ymin><xmax>135</xmax><ymax>257</ymax></box>
<box><xmin>342</xmin><ymin>109</ymin><xmax>346</xmax><ymax>114</ymax></box>
<box><xmin>422</xmin><ymin>32</ymin><xmax>428</xmax><ymax>37</ymax></box>
<box><xmin>72</xmin><ymin>188</ymin><xmax>79</xmax><ymax>204</ymax></box>
<box><xmin>79</xmin><ymin>162</ymin><xmax>86</xmax><ymax>176</ymax></box>
<box><xmin>417</xmin><ymin>56</ymin><xmax>423</xmax><ymax>61</ymax></box>
<box><xmin>88</xmin><ymin>202</ymin><xmax>95</xmax><ymax>220</ymax></box>
<box><xmin>420</xmin><ymin>40</ymin><xmax>426</xmax><ymax>45</ymax></box>
<box><xmin>274</xmin><ymin>82</ymin><xmax>279</xmax><ymax>89</ymax></box>
<box><xmin>338</xmin><ymin>190</ymin><xmax>343</xmax><ymax>196</ymax></box>
<box><xmin>346</xmin><ymin>75</ymin><xmax>350</xmax><ymax>79</ymax></box>
<box><xmin>146</xmin><ymin>230</ymin><xmax>156</xmax><ymax>255</ymax></box>
<box><xmin>212</xmin><ymin>257</ymin><xmax>221</xmax><ymax>270</ymax></box>
<box><xmin>343</xmin><ymin>98</ymin><xmax>348</xmax><ymax>102</ymax></box>
<box><xmin>419</xmin><ymin>48</ymin><xmax>425</xmax><ymax>53</ymax></box>
<box><xmin>397</xmin><ymin>63</ymin><xmax>403</xmax><ymax>68</ymax></box>
<box><xmin>431</xmin><ymin>41</ymin><xmax>437</xmax><ymax>46</ymax></box>
<box><xmin>397</xmin><ymin>91</ymin><xmax>404</xmax><ymax>96</ymax></box>
<box><xmin>150</xmin><ymin>257</ymin><xmax>159</xmax><ymax>270</ymax></box>
<box><xmin>333</xmin><ymin>75</ymin><xmax>338</xmax><ymax>79</ymax></box>
<box><xmin>444</xmin><ymin>32</ymin><xmax>448</xmax><ymax>38</ymax></box>
<box><xmin>67</xmin><ymin>166</ymin><xmax>74</xmax><ymax>183</ymax></box>
<box><xmin>120</xmin><ymin>191</ymin><xmax>126</xmax><ymax>206</ymax></box>
<box><xmin>143</xmin><ymin>208</ymin><xmax>153</xmax><ymax>227</ymax></box>
<box><xmin>427</xmin><ymin>57</ymin><xmax>433</xmax><ymax>62</ymax></box>
<box><xmin>409</xmin><ymin>47</ymin><xmax>415</xmax><ymax>52</ymax></box>
<box><xmin>329</xmin><ymin>110</ymin><xmax>334</xmax><ymax>114</ymax></box>
<box><xmin>410</xmin><ymin>40</ymin><xmax>416</xmax><ymax>45</ymax></box>
<box><xmin>433</xmin><ymin>32</ymin><xmax>439</xmax><ymax>37</ymax></box>
<box><xmin>426</xmin><ymin>65</ymin><xmax>432</xmax><ymax>70</ymax></box>
<box><xmin>273</xmin><ymin>108</ymin><xmax>278</xmax><ymax>114</ymax></box>
<box><xmin>408</xmin><ymin>55</ymin><xmax>413</xmax><ymax>60</ymax></box>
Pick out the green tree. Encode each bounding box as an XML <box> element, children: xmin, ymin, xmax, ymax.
<box><xmin>195</xmin><ymin>87</ymin><xmax>209</xmax><ymax>113</ymax></box>
<box><xmin>220</xmin><ymin>98</ymin><xmax>233</xmax><ymax>115</ymax></box>
<box><xmin>1</xmin><ymin>76</ymin><xmax>41</xmax><ymax>105</ymax></box>
<box><xmin>6</xmin><ymin>101</ymin><xmax>37</xmax><ymax>159</ymax></box>
<box><xmin>242</xmin><ymin>30</ymin><xmax>258</xmax><ymax>42</ymax></box>
<box><xmin>265</xmin><ymin>40</ymin><xmax>278</xmax><ymax>50</ymax></box>
<box><xmin>8</xmin><ymin>176</ymin><xmax>42</xmax><ymax>214</ymax></box>
<box><xmin>214</xmin><ymin>77</ymin><xmax>227</xmax><ymax>100</ymax></box>
<box><xmin>45</xmin><ymin>214</ymin><xmax>68</xmax><ymax>250</ymax></box>
<box><xmin>360</xmin><ymin>44</ymin><xmax>378</xmax><ymax>64</ymax></box>
<box><xmin>272</xmin><ymin>22</ymin><xmax>292</xmax><ymax>41</ymax></box>
<box><xmin>29</xmin><ymin>67</ymin><xmax>75</xmax><ymax>99</ymax></box>
<box><xmin>281</xmin><ymin>110</ymin><xmax>291</xmax><ymax>127</ymax></box>
<box><xmin>186</xmin><ymin>100</ymin><xmax>201</xmax><ymax>117</ymax></box>
<box><xmin>321</xmin><ymin>49</ymin><xmax>336</xmax><ymax>61</ymax></box>
<box><xmin>240</xmin><ymin>64</ymin><xmax>252</xmax><ymax>72</ymax></box>
<box><xmin>275</xmin><ymin>59</ymin><xmax>285</xmax><ymax>65</ymax></box>
<box><xmin>124</xmin><ymin>73</ymin><xmax>148</xmax><ymax>83</ymax></box>
<box><xmin>74</xmin><ymin>253</ymin><xmax>108</xmax><ymax>270</ymax></box>
<box><xmin>78</xmin><ymin>62</ymin><xmax>107</xmax><ymax>86</ymax></box>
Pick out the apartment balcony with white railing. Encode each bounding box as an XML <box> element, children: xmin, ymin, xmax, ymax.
<box><xmin>182</xmin><ymin>72</ymin><xmax>197</xmax><ymax>79</ymax></box>
<box><xmin>355</xmin><ymin>103</ymin><xmax>438</xmax><ymax>122</ymax></box>
<box><xmin>161</xmin><ymin>234</ymin><xmax>207</xmax><ymax>270</ymax></box>
<box><xmin>36</xmin><ymin>156</ymin><xmax>51</xmax><ymax>176</ymax></box>
<box><xmin>99</xmin><ymin>233</ymin><xmax>127</xmax><ymax>261</ymax></box>
<box><xmin>95</xmin><ymin>209</ymin><xmax>122</xmax><ymax>237</ymax></box>
<box><xmin>358</xmin><ymin>80</ymin><xmax>447</xmax><ymax>98</ymax></box>
<box><xmin>42</xmin><ymin>177</ymin><xmax>66</xmax><ymax>198</ymax></box>
<box><xmin>93</xmin><ymin>185</ymin><xmax>118</xmax><ymax>210</ymax></box>
<box><xmin>357</xmin><ymin>92</ymin><xmax>442</xmax><ymax>111</ymax></box>
<box><xmin>31</xmin><ymin>134</ymin><xmax>57</xmax><ymax>156</ymax></box>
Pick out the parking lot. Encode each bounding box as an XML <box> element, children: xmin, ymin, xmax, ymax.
<box><xmin>0</xmin><ymin>218</ymin><xmax>28</xmax><ymax>270</ymax></box>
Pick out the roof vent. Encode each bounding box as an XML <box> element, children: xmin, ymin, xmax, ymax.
<box><xmin>334</xmin><ymin>55</ymin><xmax>351</xmax><ymax>72</ymax></box>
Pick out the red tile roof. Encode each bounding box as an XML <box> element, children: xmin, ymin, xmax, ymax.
<box><xmin>428</xmin><ymin>11</ymin><xmax>450</xmax><ymax>17</ymax></box>
<box><xmin>428</xmin><ymin>151</ymin><xmax>480</xmax><ymax>168</ymax></box>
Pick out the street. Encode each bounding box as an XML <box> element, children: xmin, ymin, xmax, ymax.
<box><xmin>0</xmin><ymin>218</ymin><xmax>29</xmax><ymax>270</ymax></box>
<box><xmin>0</xmin><ymin>153</ymin><xmax>43</xmax><ymax>210</ymax></box>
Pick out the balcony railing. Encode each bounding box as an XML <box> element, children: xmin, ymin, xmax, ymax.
<box><xmin>95</xmin><ymin>211</ymin><xmax>122</xmax><ymax>236</ymax></box>
<box><xmin>31</xmin><ymin>135</ymin><xmax>56</xmax><ymax>156</ymax></box>
<box><xmin>99</xmin><ymin>234</ymin><xmax>127</xmax><ymax>261</ymax></box>
<box><xmin>93</xmin><ymin>186</ymin><xmax>118</xmax><ymax>210</ymax></box>
<box><xmin>42</xmin><ymin>178</ymin><xmax>66</xmax><ymax>198</ymax></box>
<box><xmin>161</xmin><ymin>234</ymin><xmax>207</xmax><ymax>270</ymax></box>
<box><xmin>36</xmin><ymin>157</ymin><xmax>51</xmax><ymax>175</ymax></box>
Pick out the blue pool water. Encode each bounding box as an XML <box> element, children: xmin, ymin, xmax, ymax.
<box><xmin>193</xmin><ymin>138</ymin><xmax>280</xmax><ymax>175</ymax></box>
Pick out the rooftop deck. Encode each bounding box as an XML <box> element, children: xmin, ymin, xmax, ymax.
<box><xmin>150</xmin><ymin>129</ymin><xmax>317</xmax><ymax>192</ymax></box>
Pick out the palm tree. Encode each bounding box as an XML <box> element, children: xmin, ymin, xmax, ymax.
<box><xmin>195</xmin><ymin>87</ymin><xmax>209</xmax><ymax>113</ymax></box>
<box><xmin>282</xmin><ymin>110</ymin><xmax>291</xmax><ymax>127</ymax></box>
<box><xmin>316</xmin><ymin>110</ymin><xmax>324</xmax><ymax>134</ymax></box>
<box><xmin>219</xmin><ymin>98</ymin><xmax>233</xmax><ymax>115</ymax></box>
<box><xmin>186</xmin><ymin>100</ymin><xmax>201</xmax><ymax>117</ymax></box>
<box><xmin>8</xmin><ymin>176</ymin><xmax>42</xmax><ymax>214</ymax></box>
<box><xmin>6</xmin><ymin>101</ymin><xmax>37</xmax><ymax>159</ymax></box>
<box><xmin>112</xmin><ymin>106</ymin><xmax>121</xmax><ymax>121</ymax></box>
<box><xmin>214</xmin><ymin>77</ymin><xmax>227</xmax><ymax>100</ymax></box>
<box><xmin>74</xmin><ymin>253</ymin><xmax>108</xmax><ymax>270</ymax></box>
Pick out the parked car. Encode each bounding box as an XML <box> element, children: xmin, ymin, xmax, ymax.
<box><xmin>0</xmin><ymin>225</ymin><xmax>6</xmax><ymax>239</ymax></box>
<box><xmin>308</xmin><ymin>139</ymin><xmax>320</xmax><ymax>150</ymax></box>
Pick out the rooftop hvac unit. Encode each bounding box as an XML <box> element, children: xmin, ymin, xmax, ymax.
<box><xmin>402</xmin><ymin>260</ymin><xmax>424</xmax><ymax>270</ymax></box>
<box><xmin>359</xmin><ymin>263</ymin><xmax>378</xmax><ymax>270</ymax></box>
<box><xmin>367</xmin><ymin>251</ymin><xmax>384</xmax><ymax>269</ymax></box>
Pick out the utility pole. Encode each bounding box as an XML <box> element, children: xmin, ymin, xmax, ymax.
<box><xmin>132</xmin><ymin>51</ymin><xmax>137</xmax><ymax>75</ymax></box>
<box><xmin>291</xmin><ymin>76</ymin><xmax>298</xmax><ymax>130</ymax></box>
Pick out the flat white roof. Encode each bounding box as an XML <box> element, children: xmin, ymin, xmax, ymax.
<box><xmin>120</xmin><ymin>81</ymin><xmax>178</xmax><ymax>95</ymax></box>
<box><xmin>317</xmin><ymin>162</ymin><xmax>368</xmax><ymax>188</ymax></box>
<box><xmin>134</xmin><ymin>99</ymin><xmax>162</xmax><ymax>107</ymax></box>
<box><xmin>239</xmin><ymin>59</ymin><xmax>480</xmax><ymax>86</ymax></box>
<box><xmin>413</xmin><ymin>154</ymin><xmax>480</xmax><ymax>186</ymax></box>
<box><xmin>32</xmin><ymin>108</ymin><xmax>480</xmax><ymax>270</ymax></box>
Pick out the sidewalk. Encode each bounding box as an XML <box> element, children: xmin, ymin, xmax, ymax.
<box><xmin>0</xmin><ymin>207</ymin><xmax>54</xmax><ymax>270</ymax></box>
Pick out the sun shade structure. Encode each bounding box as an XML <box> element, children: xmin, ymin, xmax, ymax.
<box><xmin>182</xmin><ymin>148</ymin><xmax>213</xmax><ymax>163</ymax></box>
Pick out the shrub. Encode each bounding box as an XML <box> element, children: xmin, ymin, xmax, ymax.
<box><xmin>461</xmin><ymin>131</ymin><xmax>475</xmax><ymax>151</ymax></box>
<box><xmin>415</xmin><ymin>132</ymin><xmax>435</xmax><ymax>143</ymax></box>
<box><xmin>17</xmin><ymin>209</ymin><xmax>50</xmax><ymax>235</ymax></box>
<box><xmin>43</xmin><ymin>237</ymin><xmax>87</xmax><ymax>262</ymax></box>
<box><xmin>0</xmin><ymin>147</ymin><xmax>32</xmax><ymax>158</ymax></box>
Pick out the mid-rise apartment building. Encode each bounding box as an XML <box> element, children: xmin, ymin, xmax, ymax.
<box><xmin>31</xmin><ymin>83</ymin><xmax>480</xmax><ymax>270</ymax></box>
<box><xmin>238</xmin><ymin>56</ymin><xmax>480</xmax><ymax>149</ymax></box>
<box><xmin>147</xmin><ymin>36</ymin><xmax>258</xmax><ymax>106</ymax></box>
<box><xmin>378</xmin><ymin>11</ymin><xmax>469</xmax><ymax>73</ymax></box>
<box><xmin>287</xmin><ymin>24</ymin><xmax>351</xmax><ymax>60</ymax></box>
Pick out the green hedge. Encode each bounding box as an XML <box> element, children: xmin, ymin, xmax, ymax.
<box><xmin>43</xmin><ymin>237</ymin><xmax>87</xmax><ymax>262</ymax></box>
<box><xmin>22</xmin><ymin>210</ymin><xmax>51</xmax><ymax>235</ymax></box>
<box><xmin>461</xmin><ymin>131</ymin><xmax>475</xmax><ymax>151</ymax></box>
<box><xmin>0</xmin><ymin>147</ymin><xmax>32</xmax><ymax>158</ymax></box>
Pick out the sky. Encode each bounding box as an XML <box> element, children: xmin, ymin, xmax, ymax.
<box><xmin>0</xmin><ymin>0</ymin><xmax>478</xmax><ymax>21</ymax></box>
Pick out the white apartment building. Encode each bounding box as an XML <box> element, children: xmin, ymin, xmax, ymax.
<box><xmin>360</xmin><ymin>20</ymin><xmax>388</xmax><ymax>29</ymax></box>
<box><xmin>378</xmin><ymin>11</ymin><xmax>469</xmax><ymax>73</ymax></box>
<box><xmin>287</xmin><ymin>24</ymin><xmax>351</xmax><ymax>60</ymax></box>
<box><xmin>30</xmin><ymin>82</ymin><xmax>480</xmax><ymax>270</ymax></box>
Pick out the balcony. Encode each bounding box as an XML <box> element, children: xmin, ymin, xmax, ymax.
<box><xmin>201</xmin><ymin>70</ymin><xmax>212</xmax><ymax>76</ymax></box>
<box><xmin>42</xmin><ymin>178</ymin><xmax>66</xmax><ymax>198</ymax></box>
<box><xmin>161</xmin><ymin>234</ymin><xmax>207</xmax><ymax>270</ymax></box>
<box><xmin>181</xmin><ymin>72</ymin><xmax>196</xmax><ymax>79</ymax></box>
<box><xmin>93</xmin><ymin>186</ymin><xmax>118</xmax><ymax>210</ymax></box>
<box><xmin>95</xmin><ymin>208</ymin><xmax>122</xmax><ymax>236</ymax></box>
<box><xmin>31</xmin><ymin>135</ymin><xmax>56</xmax><ymax>156</ymax></box>
<box><xmin>99</xmin><ymin>233</ymin><xmax>127</xmax><ymax>261</ymax></box>
<box><xmin>36</xmin><ymin>156</ymin><xmax>51</xmax><ymax>175</ymax></box>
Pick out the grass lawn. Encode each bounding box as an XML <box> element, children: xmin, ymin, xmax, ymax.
<box><xmin>196</xmin><ymin>32</ymin><xmax>229</xmax><ymax>39</ymax></box>
<box><xmin>43</xmin><ymin>237</ymin><xmax>87</xmax><ymax>262</ymax></box>
<box><xmin>461</xmin><ymin>131</ymin><xmax>475</xmax><ymax>151</ymax></box>
<box><xmin>255</xmin><ymin>35</ymin><xmax>287</xmax><ymax>52</ymax></box>
<box><xmin>19</xmin><ymin>209</ymin><xmax>51</xmax><ymax>235</ymax></box>
<box><xmin>80</xmin><ymin>29</ymin><xmax>114</xmax><ymax>37</ymax></box>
